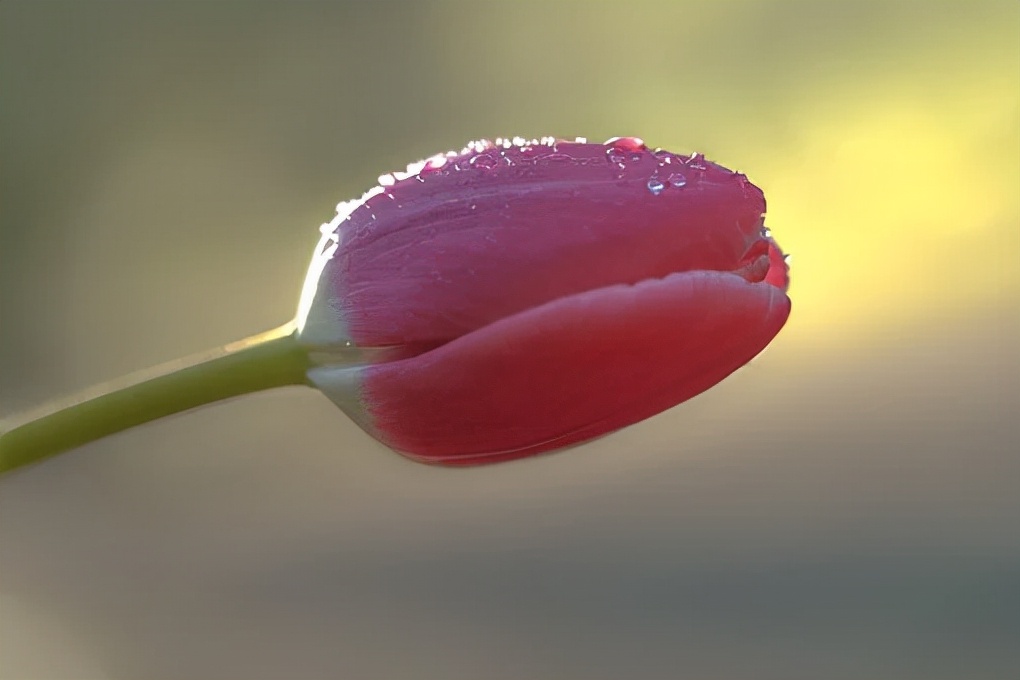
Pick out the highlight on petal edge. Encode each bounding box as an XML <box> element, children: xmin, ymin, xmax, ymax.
<box><xmin>297</xmin><ymin>136</ymin><xmax>792</xmax><ymax>465</ymax></box>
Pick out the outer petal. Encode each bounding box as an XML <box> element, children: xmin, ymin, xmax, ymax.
<box><xmin>300</xmin><ymin>139</ymin><xmax>769</xmax><ymax>350</ymax></box>
<box><xmin>309</xmin><ymin>271</ymin><xmax>790</xmax><ymax>465</ymax></box>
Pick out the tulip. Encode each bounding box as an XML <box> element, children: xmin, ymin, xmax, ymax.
<box><xmin>297</xmin><ymin>137</ymin><xmax>790</xmax><ymax>465</ymax></box>
<box><xmin>0</xmin><ymin>136</ymin><xmax>789</xmax><ymax>474</ymax></box>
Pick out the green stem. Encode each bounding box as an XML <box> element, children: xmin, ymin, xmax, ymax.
<box><xmin>0</xmin><ymin>322</ymin><xmax>311</xmax><ymax>475</ymax></box>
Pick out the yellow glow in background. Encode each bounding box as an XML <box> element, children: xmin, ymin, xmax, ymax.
<box><xmin>767</xmin><ymin>63</ymin><xmax>1018</xmax><ymax>338</ymax></box>
<box><xmin>1</xmin><ymin>2</ymin><xmax>1017</xmax><ymax>678</ymax></box>
<box><xmin>621</xmin><ymin>9</ymin><xmax>1020</xmax><ymax>344</ymax></box>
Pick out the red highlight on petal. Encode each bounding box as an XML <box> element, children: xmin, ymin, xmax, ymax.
<box><xmin>319</xmin><ymin>272</ymin><xmax>788</xmax><ymax>465</ymax></box>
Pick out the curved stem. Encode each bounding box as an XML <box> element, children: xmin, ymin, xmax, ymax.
<box><xmin>0</xmin><ymin>322</ymin><xmax>311</xmax><ymax>475</ymax></box>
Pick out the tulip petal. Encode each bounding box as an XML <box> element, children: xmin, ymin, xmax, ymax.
<box><xmin>309</xmin><ymin>271</ymin><xmax>790</xmax><ymax>465</ymax></box>
<box><xmin>765</xmin><ymin>238</ymin><xmax>791</xmax><ymax>291</ymax></box>
<box><xmin>304</xmin><ymin>140</ymin><xmax>770</xmax><ymax>349</ymax></box>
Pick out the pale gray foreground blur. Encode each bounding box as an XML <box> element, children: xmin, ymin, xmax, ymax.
<box><xmin>1</xmin><ymin>2</ymin><xmax>1018</xmax><ymax>679</ymax></box>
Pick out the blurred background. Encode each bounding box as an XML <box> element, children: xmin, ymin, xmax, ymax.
<box><xmin>1</xmin><ymin>1</ymin><xmax>1017</xmax><ymax>678</ymax></box>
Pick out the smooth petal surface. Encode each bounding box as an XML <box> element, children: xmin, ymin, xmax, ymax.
<box><xmin>765</xmin><ymin>238</ymin><xmax>791</xmax><ymax>291</ymax></box>
<box><xmin>309</xmin><ymin>271</ymin><xmax>790</xmax><ymax>465</ymax></box>
<box><xmin>299</xmin><ymin>139</ymin><xmax>769</xmax><ymax>350</ymax></box>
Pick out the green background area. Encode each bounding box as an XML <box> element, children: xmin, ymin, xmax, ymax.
<box><xmin>1</xmin><ymin>2</ymin><xmax>1017</xmax><ymax>678</ymax></box>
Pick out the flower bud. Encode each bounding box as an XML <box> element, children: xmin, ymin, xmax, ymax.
<box><xmin>297</xmin><ymin>137</ymin><xmax>790</xmax><ymax>464</ymax></box>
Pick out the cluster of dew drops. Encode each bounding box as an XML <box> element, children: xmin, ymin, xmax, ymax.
<box><xmin>372</xmin><ymin>136</ymin><xmax>734</xmax><ymax>197</ymax></box>
<box><xmin>602</xmin><ymin>136</ymin><xmax>749</xmax><ymax>199</ymax></box>
<box><xmin>324</xmin><ymin>135</ymin><xmax>752</xmax><ymax>244</ymax></box>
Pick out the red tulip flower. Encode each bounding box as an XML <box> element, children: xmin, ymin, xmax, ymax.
<box><xmin>0</xmin><ymin>136</ymin><xmax>790</xmax><ymax>474</ymax></box>
<box><xmin>296</xmin><ymin>137</ymin><xmax>791</xmax><ymax>465</ymax></box>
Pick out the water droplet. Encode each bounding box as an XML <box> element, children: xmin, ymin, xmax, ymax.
<box><xmin>422</xmin><ymin>154</ymin><xmax>448</xmax><ymax>173</ymax></box>
<box><xmin>685</xmin><ymin>152</ymin><xmax>708</xmax><ymax>170</ymax></box>
<box><xmin>605</xmin><ymin>136</ymin><xmax>646</xmax><ymax>152</ymax></box>
<box><xmin>761</xmin><ymin>226</ymin><xmax>772</xmax><ymax>239</ymax></box>
<box><xmin>628</xmin><ymin>152</ymin><xmax>643</xmax><ymax>163</ymax></box>
<box><xmin>668</xmin><ymin>172</ymin><xmax>687</xmax><ymax>188</ymax></box>
<box><xmin>647</xmin><ymin>178</ymin><xmax>665</xmax><ymax>195</ymax></box>
<box><xmin>517</xmin><ymin>144</ymin><xmax>540</xmax><ymax>160</ymax></box>
<box><xmin>536</xmin><ymin>153</ymin><xmax>573</xmax><ymax>165</ymax></box>
<box><xmin>470</xmin><ymin>153</ymin><xmax>496</xmax><ymax>169</ymax></box>
<box><xmin>606</xmin><ymin>148</ymin><xmax>627</xmax><ymax>165</ymax></box>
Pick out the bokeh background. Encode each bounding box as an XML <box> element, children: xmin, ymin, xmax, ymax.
<box><xmin>1</xmin><ymin>2</ymin><xmax>1018</xmax><ymax>678</ymax></box>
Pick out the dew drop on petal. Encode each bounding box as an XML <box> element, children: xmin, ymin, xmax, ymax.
<box><xmin>536</xmin><ymin>153</ymin><xmax>573</xmax><ymax>166</ymax></box>
<box><xmin>686</xmin><ymin>152</ymin><xmax>708</xmax><ymax>170</ymax></box>
<box><xmin>647</xmin><ymin>178</ymin><xmax>665</xmax><ymax>195</ymax></box>
<box><xmin>606</xmin><ymin>147</ymin><xmax>627</xmax><ymax>165</ymax></box>
<box><xmin>668</xmin><ymin>172</ymin><xmax>688</xmax><ymax>188</ymax></box>
<box><xmin>470</xmin><ymin>153</ymin><xmax>496</xmax><ymax>169</ymax></box>
<box><xmin>605</xmin><ymin>136</ymin><xmax>646</xmax><ymax>152</ymax></box>
<box><xmin>422</xmin><ymin>154</ymin><xmax>448</xmax><ymax>173</ymax></box>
